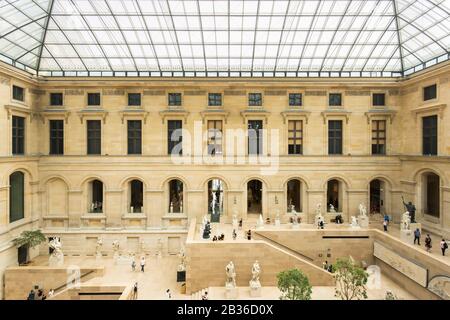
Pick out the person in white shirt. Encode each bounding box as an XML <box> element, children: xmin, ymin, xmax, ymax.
<box><xmin>140</xmin><ymin>256</ymin><xmax>146</xmax><ymax>272</ymax></box>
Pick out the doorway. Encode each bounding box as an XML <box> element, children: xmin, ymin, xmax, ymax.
<box><xmin>247</xmin><ymin>180</ymin><xmax>262</xmax><ymax>215</ymax></box>
<box><xmin>208</xmin><ymin>179</ymin><xmax>224</xmax><ymax>222</ymax></box>
<box><xmin>370</xmin><ymin>179</ymin><xmax>385</xmax><ymax>215</ymax></box>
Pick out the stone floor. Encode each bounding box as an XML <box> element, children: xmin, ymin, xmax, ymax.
<box><xmin>31</xmin><ymin>254</ymin><xmax>416</xmax><ymax>300</ymax></box>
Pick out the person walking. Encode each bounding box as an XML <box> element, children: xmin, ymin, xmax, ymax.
<box><xmin>131</xmin><ymin>259</ymin><xmax>136</xmax><ymax>272</ymax></box>
<box><xmin>166</xmin><ymin>289</ymin><xmax>172</xmax><ymax>299</ymax></box>
<box><xmin>201</xmin><ymin>291</ymin><xmax>209</xmax><ymax>300</ymax></box>
<box><xmin>383</xmin><ymin>219</ymin><xmax>388</xmax><ymax>232</ymax></box>
<box><xmin>440</xmin><ymin>239</ymin><xmax>448</xmax><ymax>256</ymax></box>
<box><xmin>132</xmin><ymin>282</ymin><xmax>138</xmax><ymax>300</ymax></box>
<box><xmin>414</xmin><ymin>228</ymin><xmax>421</xmax><ymax>245</ymax></box>
<box><xmin>425</xmin><ymin>234</ymin><xmax>432</xmax><ymax>253</ymax></box>
<box><xmin>27</xmin><ymin>289</ymin><xmax>35</xmax><ymax>300</ymax></box>
<box><xmin>140</xmin><ymin>256</ymin><xmax>146</xmax><ymax>272</ymax></box>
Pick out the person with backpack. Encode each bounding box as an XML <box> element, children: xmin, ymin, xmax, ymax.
<box><xmin>440</xmin><ymin>239</ymin><xmax>448</xmax><ymax>256</ymax></box>
<box><xmin>425</xmin><ymin>234</ymin><xmax>432</xmax><ymax>252</ymax></box>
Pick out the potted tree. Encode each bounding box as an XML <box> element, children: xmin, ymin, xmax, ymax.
<box><xmin>277</xmin><ymin>268</ymin><xmax>312</xmax><ymax>300</ymax></box>
<box><xmin>334</xmin><ymin>257</ymin><xmax>369</xmax><ymax>300</ymax></box>
<box><xmin>12</xmin><ymin>230</ymin><xmax>46</xmax><ymax>265</ymax></box>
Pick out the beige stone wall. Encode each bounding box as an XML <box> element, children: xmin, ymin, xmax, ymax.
<box><xmin>4</xmin><ymin>266</ymin><xmax>104</xmax><ymax>300</ymax></box>
<box><xmin>0</xmin><ymin>61</ymin><xmax>449</xmax><ymax>297</ymax></box>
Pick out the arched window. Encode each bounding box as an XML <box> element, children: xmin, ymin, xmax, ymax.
<box><xmin>287</xmin><ymin>179</ymin><xmax>301</xmax><ymax>212</ymax></box>
<box><xmin>423</xmin><ymin>173</ymin><xmax>440</xmax><ymax>218</ymax></box>
<box><xmin>10</xmin><ymin>171</ymin><xmax>24</xmax><ymax>223</ymax></box>
<box><xmin>247</xmin><ymin>180</ymin><xmax>262</xmax><ymax>215</ymax></box>
<box><xmin>208</xmin><ymin>179</ymin><xmax>224</xmax><ymax>222</ymax></box>
<box><xmin>89</xmin><ymin>180</ymin><xmax>103</xmax><ymax>213</ymax></box>
<box><xmin>169</xmin><ymin>179</ymin><xmax>183</xmax><ymax>213</ymax></box>
<box><xmin>327</xmin><ymin>179</ymin><xmax>341</xmax><ymax>212</ymax></box>
<box><xmin>129</xmin><ymin>180</ymin><xmax>143</xmax><ymax>213</ymax></box>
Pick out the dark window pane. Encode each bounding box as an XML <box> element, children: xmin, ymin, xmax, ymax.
<box><xmin>12</xmin><ymin>85</ymin><xmax>24</xmax><ymax>101</ymax></box>
<box><xmin>288</xmin><ymin>120</ymin><xmax>303</xmax><ymax>155</ymax></box>
<box><xmin>372</xmin><ymin>93</ymin><xmax>385</xmax><ymax>106</ymax></box>
<box><xmin>248</xmin><ymin>120</ymin><xmax>263</xmax><ymax>155</ymax></box>
<box><xmin>168</xmin><ymin>120</ymin><xmax>183</xmax><ymax>155</ymax></box>
<box><xmin>168</xmin><ymin>93</ymin><xmax>182</xmax><ymax>106</ymax></box>
<box><xmin>49</xmin><ymin>120</ymin><xmax>64</xmax><ymax>155</ymax></box>
<box><xmin>208</xmin><ymin>93</ymin><xmax>222</xmax><ymax>106</ymax></box>
<box><xmin>289</xmin><ymin>93</ymin><xmax>302</xmax><ymax>106</ymax></box>
<box><xmin>329</xmin><ymin>93</ymin><xmax>342</xmax><ymax>106</ymax></box>
<box><xmin>423</xmin><ymin>115</ymin><xmax>437</xmax><ymax>155</ymax></box>
<box><xmin>9</xmin><ymin>171</ymin><xmax>24</xmax><ymax>223</ymax></box>
<box><xmin>207</xmin><ymin>120</ymin><xmax>223</xmax><ymax>155</ymax></box>
<box><xmin>87</xmin><ymin>93</ymin><xmax>101</xmax><ymax>106</ymax></box>
<box><xmin>50</xmin><ymin>93</ymin><xmax>63</xmax><ymax>106</ymax></box>
<box><xmin>12</xmin><ymin>116</ymin><xmax>25</xmax><ymax>155</ymax></box>
<box><xmin>127</xmin><ymin>120</ymin><xmax>142</xmax><ymax>154</ymax></box>
<box><xmin>371</xmin><ymin>120</ymin><xmax>386</xmax><ymax>155</ymax></box>
<box><xmin>328</xmin><ymin>120</ymin><xmax>342</xmax><ymax>155</ymax></box>
<box><xmin>248</xmin><ymin>93</ymin><xmax>262</xmax><ymax>106</ymax></box>
<box><xmin>90</xmin><ymin>180</ymin><xmax>103</xmax><ymax>213</ymax></box>
<box><xmin>87</xmin><ymin>120</ymin><xmax>101</xmax><ymax>155</ymax></box>
<box><xmin>128</xmin><ymin>93</ymin><xmax>141</xmax><ymax>106</ymax></box>
<box><xmin>423</xmin><ymin>84</ymin><xmax>437</xmax><ymax>101</ymax></box>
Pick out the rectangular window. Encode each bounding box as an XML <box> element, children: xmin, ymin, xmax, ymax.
<box><xmin>248</xmin><ymin>93</ymin><xmax>262</xmax><ymax>106</ymax></box>
<box><xmin>329</xmin><ymin>93</ymin><xmax>342</xmax><ymax>107</ymax></box>
<box><xmin>372</xmin><ymin>93</ymin><xmax>386</xmax><ymax>106</ymax></box>
<box><xmin>328</xmin><ymin>120</ymin><xmax>343</xmax><ymax>155</ymax></box>
<box><xmin>87</xmin><ymin>120</ymin><xmax>101</xmax><ymax>155</ymax></box>
<box><xmin>248</xmin><ymin>120</ymin><xmax>263</xmax><ymax>155</ymax></box>
<box><xmin>127</xmin><ymin>120</ymin><xmax>142</xmax><ymax>155</ymax></box>
<box><xmin>168</xmin><ymin>93</ymin><xmax>182</xmax><ymax>106</ymax></box>
<box><xmin>12</xmin><ymin>116</ymin><xmax>25</xmax><ymax>155</ymax></box>
<box><xmin>288</xmin><ymin>120</ymin><xmax>303</xmax><ymax>155</ymax></box>
<box><xmin>50</xmin><ymin>93</ymin><xmax>63</xmax><ymax>106</ymax></box>
<box><xmin>207</xmin><ymin>120</ymin><xmax>223</xmax><ymax>155</ymax></box>
<box><xmin>12</xmin><ymin>85</ymin><xmax>24</xmax><ymax>102</ymax></box>
<box><xmin>423</xmin><ymin>84</ymin><xmax>437</xmax><ymax>101</ymax></box>
<box><xmin>371</xmin><ymin>120</ymin><xmax>386</xmax><ymax>155</ymax></box>
<box><xmin>289</xmin><ymin>93</ymin><xmax>302</xmax><ymax>107</ymax></box>
<box><xmin>87</xmin><ymin>93</ymin><xmax>101</xmax><ymax>106</ymax></box>
<box><xmin>168</xmin><ymin>120</ymin><xmax>183</xmax><ymax>155</ymax></box>
<box><xmin>208</xmin><ymin>93</ymin><xmax>222</xmax><ymax>106</ymax></box>
<box><xmin>128</xmin><ymin>93</ymin><xmax>141</xmax><ymax>106</ymax></box>
<box><xmin>49</xmin><ymin>120</ymin><xmax>64</xmax><ymax>155</ymax></box>
<box><xmin>423</xmin><ymin>115</ymin><xmax>437</xmax><ymax>155</ymax></box>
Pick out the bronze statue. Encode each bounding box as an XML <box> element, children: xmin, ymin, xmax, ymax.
<box><xmin>402</xmin><ymin>196</ymin><xmax>416</xmax><ymax>223</ymax></box>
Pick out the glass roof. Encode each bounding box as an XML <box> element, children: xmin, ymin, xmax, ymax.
<box><xmin>0</xmin><ymin>0</ymin><xmax>449</xmax><ymax>77</ymax></box>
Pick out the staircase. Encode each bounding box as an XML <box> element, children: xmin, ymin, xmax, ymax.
<box><xmin>191</xmin><ymin>287</ymin><xmax>209</xmax><ymax>300</ymax></box>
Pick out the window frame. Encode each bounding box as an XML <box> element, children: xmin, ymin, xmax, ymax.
<box><xmin>287</xmin><ymin>120</ymin><xmax>303</xmax><ymax>155</ymax></box>
<box><xmin>208</xmin><ymin>93</ymin><xmax>222</xmax><ymax>107</ymax></box>
<box><xmin>87</xmin><ymin>92</ymin><xmax>101</xmax><ymax>107</ymax></box>
<box><xmin>288</xmin><ymin>93</ymin><xmax>303</xmax><ymax>107</ymax></box>
<box><xmin>328</xmin><ymin>93</ymin><xmax>343</xmax><ymax>107</ymax></box>
<box><xmin>127</xmin><ymin>120</ymin><xmax>142</xmax><ymax>155</ymax></box>
<box><xmin>12</xmin><ymin>85</ymin><xmax>25</xmax><ymax>102</ymax></box>
<box><xmin>49</xmin><ymin>119</ymin><xmax>64</xmax><ymax>155</ymax></box>
<box><xmin>248</xmin><ymin>93</ymin><xmax>263</xmax><ymax>107</ymax></box>
<box><xmin>422</xmin><ymin>115</ymin><xmax>438</xmax><ymax>156</ymax></box>
<box><xmin>371</xmin><ymin>120</ymin><xmax>386</xmax><ymax>155</ymax></box>
<box><xmin>128</xmin><ymin>92</ymin><xmax>142</xmax><ymax>107</ymax></box>
<box><xmin>423</xmin><ymin>84</ymin><xmax>437</xmax><ymax>102</ymax></box>
<box><xmin>87</xmin><ymin>120</ymin><xmax>102</xmax><ymax>155</ymax></box>
<box><xmin>248</xmin><ymin>120</ymin><xmax>263</xmax><ymax>155</ymax></box>
<box><xmin>207</xmin><ymin>119</ymin><xmax>223</xmax><ymax>156</ymax></box>
<box><xmin>167</xmin><ymin>120</ymin><xmax>183</xmax><ymax>155</ymax></box>
<box><xmin>328</xmin><ymin>120</ymin><xmax>343</xmax><ymax>155</ymax></box>
<box><xmin>372</xmin><ymin>93</ymin><xmax>386</xmax><ymax>107</ymax></box>
<box><xmin>168</xmin><ymin>93</ymin><xmax>182</xmax><ymax>107</ymax></box>
<box><xmin>12</xmin><ymin>115</ymin><xmax>25</xmax><ymax>155</ymax></box>
<box><xmin>49</xmin><ymin>92</ymin><xmax>64</xmax><ymax>107</ymax></box>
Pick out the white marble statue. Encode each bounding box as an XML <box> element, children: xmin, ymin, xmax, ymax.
<box><xmin>257</xmin><ymin>214</ymin><xmax>264</xmax><ymax>229</ymax></box>
<box><xmin>177</xmin><ymin>246</ymin><xmax>186</xmax><ymax>272</ymax></box>
<box><xmin>350</xmin><ymin>216</ymin><xmax>359</xmax><ymax>227</ymax></box>
<box><xmin>225</xmin><ymin>261</ymin><xmax>236</xmax><ymax>288</ymax></box>
<box><xmin>315</xmin><ymin>203</ymin><xmax>324</xmax><ymax>225</ymax></box>
<box><xmin>401</xmin><ymin>211</ymin><xmax>411</xmax><ymax>230</ymax></box>
<box><xmin>329</xmin><ymin>204</ymin><xmax>336</xmax><ymax>213</ymax></box>
<box><xmin>359</xmin><ymin>203</ymin><xmax>367</xmax><ymax>217</ymax></box>
<box><xmin>112</xmin><ymin>240</ymin><xmax>120</xmax><ymax>258</ymax></box>
<box><xmin>249</xmin><ymin>260</ymin><xmax>261</xmax><ymax>289</ymax></box>
<box><xmin>95</xmin><ymin>238</ymin><xmax>103</xmax><ymax>258</ymax></box>
<box><xmin>48</xmin><ymin>238</ymin><xmax>64</xmax><ymax>267</ymax></box>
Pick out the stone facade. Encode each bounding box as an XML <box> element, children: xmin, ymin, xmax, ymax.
<box><xmin>0</xmin><ymin>61</ymin><xmax>449</xmax><ymax>298</ymax></box>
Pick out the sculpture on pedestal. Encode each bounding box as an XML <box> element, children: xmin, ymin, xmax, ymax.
<box><xmin>202</xmin><ymin>221</ymin><xmax>211</xmax><ymax>239</ymax></box>
<box><xmin>257</xmin><ymin>214</ymin><xmax>264</xmax><ymax>228</ymax></box>
<box><xmin>359</xmin><ymin>203</ymin><xmax>367</xmax><ymax>217</ymax></box>
<box><xmin>249</xmin><ymin>260</ymin><xmax>261</xmax><ymax>289</ymax></box>
<box><xmin>95</xmin><ymin>238</ymin><xmax>103</xmax><ymax>258</ymax></box>
<box><xmin>177</xmin><ymin>246</ymin><xmax>186</xmax><ymax>272</ymax></box>
<box><xmin>402</xmin><ymin>196</ymin><xmax>416</xmax><ymax>223</ymax></box>
<box><xmin>329</xmin><ymin>204</ymin><xmax>336</xmax><ymax>213</ymax></box>
<box><xmin>225</xmin><ymin>261</ymin><xmax>236</xmax><ymax>288</ymax></box>
<box><xmin>48</xmin><ymin>238</ymin><xmax>64</xmax><ymax>267</ymax></box>
<box><xmin>315</xmin><ymin>203</ymin><xmax>324</xmax><ymax>227</ymax></box>
<box><xmin>350</xmin><ymin>216</ymin><xmax>359</xmax><ymax>227</ymax></box>
<box><xmin>401</xmin><ymin>211</ymin><xmax>411</xmax><ymax>230</ymax></box>
<box><xmin>112</xmin><ymin>240</ymin><xmax>120</xmax><ymax>258</ymax></box>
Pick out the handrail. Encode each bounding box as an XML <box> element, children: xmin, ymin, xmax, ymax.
<box><xmin>53</xmin><ymin>269</ymin><xmax>96</xmax><ymax>293</ymax></box>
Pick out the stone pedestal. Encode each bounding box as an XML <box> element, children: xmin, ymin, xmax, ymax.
<box><xmin>400</xmin><ymin>229</ymin><xmax>414</xmax><ymax>244</ymax></box>
<box><xmin>275</xmin><ymin>218</ymin><xmax>281</xmax><ymax>227</ymax></box>
<box><xmin>48</xmin><ymin>254</ymin><xmax>64</xmax><ymax>267</ymax></box>
<box><xmin>249</xmin><ymin>286</ymin><xmax>262</xmax><ymax>297</ymax></box>
<box><xmin>225</xmin><ymin>287</ymin><xmax>238</xmax><ymax>299</ymax></box>
<box><xmin>358</xmin><ymin>215</ymin><xmax>369</xmax><ymax>228</ymax></box>
<box><xmin>291</xmin><ymin>223</ymin><xmax>300</xmax><ymax>229</ymax></box>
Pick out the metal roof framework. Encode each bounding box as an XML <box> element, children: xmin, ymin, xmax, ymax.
<box><xmin>0</xmin><ymin>0</ymin><xmax>449</xmax><ymax>78</ymax></box>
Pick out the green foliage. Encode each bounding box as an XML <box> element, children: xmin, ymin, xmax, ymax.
<box><xmin>277</xmin><ymin>268</ymin><xmax>312</xmax><ymax>300</ymax></box>
<box><xmin>12</xmin><ymin>230</ymin><xmax>46</xmax><ymax>249</ymax></box>
<box><xmin>334</xmin><ymin>258</ymin><xmax>368</xmax><ymax>300</ymax></box>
